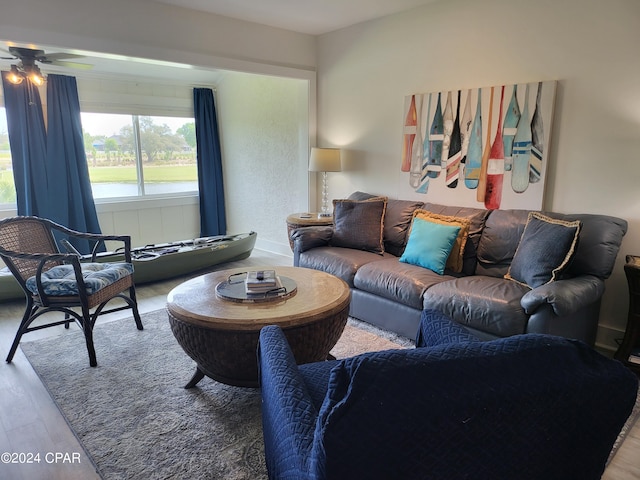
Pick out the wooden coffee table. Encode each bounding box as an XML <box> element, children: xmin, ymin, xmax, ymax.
<box><xmin>166</xmin><ymin>266</ymin><xmax>350</xmax><ymax>388</ymax></box>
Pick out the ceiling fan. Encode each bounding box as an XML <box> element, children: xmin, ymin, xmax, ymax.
<box><xmin>1</xmin><ymin>46</ymin><xmax>93</xmax><ymax>85</ymax></box>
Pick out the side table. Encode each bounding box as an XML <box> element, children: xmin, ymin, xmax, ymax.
<box><xmin>614</xmin><ymin>255</ymin><xmax>640</xmax><ymax>375</ymax></box>
<box><xmin>286</xmin><ymin>212</ymin><xmax>334</xmax><ymax>250</ymax></box>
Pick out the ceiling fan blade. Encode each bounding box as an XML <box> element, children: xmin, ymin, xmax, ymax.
<box><xmin>0</xmin><ymin>49</ymin><xmax>17</xmax><ymax>60</ymax></box>
<box><xmin>40</xmin><ymin>52</ymin><xmax>86</xmax><ymax>62</ymax></box>
<box><xmin>50</xmin><ymin>60</ymin><xmax>94</xmax><ymax>70</ymax></box>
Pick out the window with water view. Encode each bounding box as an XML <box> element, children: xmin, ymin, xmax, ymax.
<box><xmin>0</xmin><ymin>108</ymin><xmax>198</xmax><ymax>206</ymax></box>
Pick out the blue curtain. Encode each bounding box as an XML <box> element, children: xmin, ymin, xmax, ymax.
<box><xmin>45</xmin><ymin>74</ymin><xmax>103</xmax><ymax>253</ymax></box>
<box><xmin>1</xmin><ymin>72</ymin><xmax>48</xmax><ymax>216</ymax></box>
<box><xmin>194</xmin><ymin>88</ymin><xmax>226</xmax><ymax>237</ymax></box>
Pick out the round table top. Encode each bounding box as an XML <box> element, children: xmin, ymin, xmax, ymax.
<box><xmin>166</xmin><ymin>266</ymin><xmax>350</xmax><ymax>331</ymax></box>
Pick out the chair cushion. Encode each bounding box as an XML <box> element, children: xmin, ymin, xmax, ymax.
<box><xmin>26</xmin><ymin>262</ymin><xmax>134</xmax><ymax>296</ymax></box>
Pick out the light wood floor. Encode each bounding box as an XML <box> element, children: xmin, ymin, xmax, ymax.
<box><xmin>0</xmin><ymin>249</ymin><xmax>638</xmax><ymax>479</ymax></box>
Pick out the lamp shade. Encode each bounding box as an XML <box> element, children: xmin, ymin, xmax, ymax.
<box><xmin>309</xmin><ymin>147</ymin><xmax>341</xmax><ymax>172</ymax></box>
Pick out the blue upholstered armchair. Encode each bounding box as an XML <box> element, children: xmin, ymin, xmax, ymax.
<box><xmin>258</xmin><ymin>309</ymin><xmax>638</xmax><ymax>480</ymax></box>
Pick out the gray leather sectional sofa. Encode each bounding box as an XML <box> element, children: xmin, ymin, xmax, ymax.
<box><xmin>291</xmin><ymin>192</ymin><xmax>627</xmax><ymax>344</ymax></box>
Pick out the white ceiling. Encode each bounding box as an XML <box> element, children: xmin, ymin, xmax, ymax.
<box><xmin>151</xmin><ymin>0</ymin><xmax>441</xmax><ymax>35</ymax></box>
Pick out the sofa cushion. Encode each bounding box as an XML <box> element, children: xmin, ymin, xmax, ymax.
<box><xmin>477</xmin><ymin>209</ymin><xmax>627</xmax><ymax>281</ymax></box>
<box><xmin>423</xmin><ymin>275</ymin><xmax>531</xmax><ymax>337</ymax></box>
<box><xmin>413</xmin><ymin>210</ymin><xmax>471</xmax><ymax>273</ymax></box>
<box><xmin>299</xmin><ymin>247</ymin><xmax>395</xmax><ymax>287</ymax></box>
<box><xmin>354</xmin><ymin>257</ymin><xmax>456</xmax><ymax>309</ymax></box>
<box><xmin>384</xmin><ymin>199</ymin><xmax>425</xmax><ymax>256</ymax></box>
<box><xmin>476</xmin><ymin>209</ymin><xmax>530</xmax><ymax>278</ymax></box>
<box><xmin>347</xmin><ymin>192</ymin><xmax>423</xmax><ymax>256</ymax></box>
<box><xmin>553</xmin><ymin>213</ymin><xmax>628</xmax><ymax>279</ymax></box>
<box><xmin>331</xmin><ymin>198</ymin><xmax>387</xmax><ymax>254</ymax></box>
<box><xmin>347</xmin><ymin>191</ymin><xmax>377</xmax><ymax>201</ymax></box>
<box><xmin>505</xmin><ymin>212</ymin><xmax>581</xmax><ymax>289</ymax></box>
<box><xmin>399</xmin><ymin>217</ymin><xmax>461</xmax><ymax>274</ymax></box>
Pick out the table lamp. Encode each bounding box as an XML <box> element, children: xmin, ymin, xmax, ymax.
<box><xmin>309</xmin><ymin>147</ymin><xmax>341</xmax><ymax>217</ymax></box>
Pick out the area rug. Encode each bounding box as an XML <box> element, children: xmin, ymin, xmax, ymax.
<box><xmin>21</xmin><ymin>310</ymin><xmax>412</xmax><ymax>480</ymax></box>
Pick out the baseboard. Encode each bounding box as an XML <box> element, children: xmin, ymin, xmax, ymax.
<box><xmin>596</xmin><ymin>324</ymin><xmax>625</xmax><ymax>356</ymax></box>
<box><xmin>254</xmin><ymin>238</ymin><xmax>293</xmax><ymax>258</ymax></box>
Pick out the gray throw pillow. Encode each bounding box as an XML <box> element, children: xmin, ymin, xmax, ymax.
<box><xmin>505</xmin><ymin>212</ymin><xmax>581</xmax><ymax>289</ymax></box>
<box><xmin>331</xmin><ymin>198</ymin><xmax>387</xmax><ymax>254</ymax></box>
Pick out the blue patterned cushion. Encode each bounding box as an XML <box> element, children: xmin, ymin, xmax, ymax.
<box><xmin>26</xmin><ymin>262</ymin><xmax>134</xmax><ymax>296</ymax></box>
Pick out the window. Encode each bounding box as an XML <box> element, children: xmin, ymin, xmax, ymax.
<box><xmin>0</xmin><ymin>109</ymin><xmax>198</xmax><ymax>206</ymax></box>
<box><xmin>0</xmin><ymin>107</ymin><xmax>16</xmax><ymax>207</ymax></box>
<box><xmin>81</xmin><ymin>112</ymin><xmax>198</xmax><ymax>199</ymax></box>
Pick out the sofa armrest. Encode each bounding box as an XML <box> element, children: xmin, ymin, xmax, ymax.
<box><xmin>521</xmin><ymin>275</ymin><xmax>605</xmax><ymax>317</ymax></box>
<box><xmin>258</xmin><ymin>325</ymin><xmax>318</xmax><ymax>478</ymax></box>
<box><xmin>292</xmin><ymin>226</ymin><xmax>334</xmax><ymax>266</ymax></box>
<box><xmin>291</xmin><ymin>226</ymin><xmax>333</xmax><ymax>252</ymax></box>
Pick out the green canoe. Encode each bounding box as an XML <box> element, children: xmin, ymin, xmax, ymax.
<box><xmin>0</xmin><ymin>231</ymin><xmax>257</xmax><ymax>303</ymax></box>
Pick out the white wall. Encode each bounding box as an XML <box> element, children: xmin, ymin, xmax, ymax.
<box><xmin>316</xmin><ymin>0</ymin><xmax>640</xmax><ymax>351</ymax></box>
<box><xmin>217</xmin><ymin>71</ymin><xmax>310</xmax><ymax>255</ymax></box>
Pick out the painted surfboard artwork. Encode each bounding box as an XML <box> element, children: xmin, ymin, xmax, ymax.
<box><xmin>484</xmin><ymin>85</ymin><xmax>506</xmax><ymax>209</ymax></box>
<box><xmin>502</xmin><ymin>85</ymin><xmax>521</xmax><ymax>171</ymax></box>
<box><xmin>401</xmin><ymin>80</ymin><xmax>556</xmax><ymax>210</ymax></box>
<box><xmin>409</xmin><ymin>95</ymin><xmax>424</xmax><ymax>188</ymax></box>
<box><xmin>445</xmin><ymin>90</ymin><xmax>462</xmax><ymax>189</ymax></box>
<box><xmin>530</xmin><ymin>81</ymin><xmax>544</xmax><ymax>184</ymax></box>
<box><xmin>511</xmin><ymin>83</ymin><xmax>532</xmax><ymax>194</ymax></box>
<box><xmin>427</xmin><ymin>92</ymin><xmax>444</xmax><ymax>178</ymax></box>
<box><xmin>477</xmin><ymin>86</ymin><xmax>494</xmax><ymax>203</ymax></box>
<box><xmin>401</xmin><ymin>95</ymin><xmax>417</xmax><ymax>172</ymax></box>
<box><xmin>464</xmin><ymin>89</ymin><xmax>483</xmax><ymax>189</ymax></box>
<box><xmin>416</xmin><ymin>93</ymin><xmax>432</xmax><ymax>194</ymax></box>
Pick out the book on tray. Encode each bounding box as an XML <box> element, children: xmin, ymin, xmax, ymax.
<box><xmin>245</xmin><ymin>270</ymin><xmax>281</xmax><ymax>294</ymax></box>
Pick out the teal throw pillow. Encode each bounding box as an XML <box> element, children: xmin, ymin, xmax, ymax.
<box><xmin>399</xmin><ymin>217</ymin><xmax>461</xmax><ymax>275</ymax></box>
<box><xmin>505</xmin><ymin>212</ymin><xmax>581</xmax><ymax>289</ymax></box>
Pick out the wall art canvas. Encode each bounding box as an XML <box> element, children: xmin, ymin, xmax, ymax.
<box><xmin>401</xmin><ymin>81</ymin><xmax>557</xmax><ymax>210</ymax></box>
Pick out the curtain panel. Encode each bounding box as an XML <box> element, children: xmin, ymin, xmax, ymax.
<box><xmin>45</xmin><ymin>74</ymin><xmax>102</xmax><ymax>253</ymax></box>
<box><xmin>1</xmin><ymin>72</ymin><xmax>48</xmax><ymax>217</ymax></box>
<box><xmin>2</xmin><ymin>73</ymin><xmax>102</xmax><ymax>254</ymax></box>
<box><xmin>194</xmin><ymin>88</ymin><xmax>227</xmax><ymax>237</ymax></box>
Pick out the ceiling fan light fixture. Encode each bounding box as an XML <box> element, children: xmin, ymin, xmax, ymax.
<box><xmin>7</xmin><ymin>65</ymin><xmax>24</xmax><ymax>85</ymax></box>
<box><xmin>28</xmin><ymin>65</ymin><xmax>45</xmax><ymax>86</ymax></box>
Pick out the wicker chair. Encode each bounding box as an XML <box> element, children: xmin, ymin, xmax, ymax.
<box><xmin>0</xmin><ymin>216</ymin><xmax>143</xmax><ymax>367</ymax></box>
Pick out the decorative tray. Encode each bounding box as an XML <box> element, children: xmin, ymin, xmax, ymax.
<box><xmin>215</xmin><ymin>273</ymin><xmax>297</xmax><ymax>304</ymax></box>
